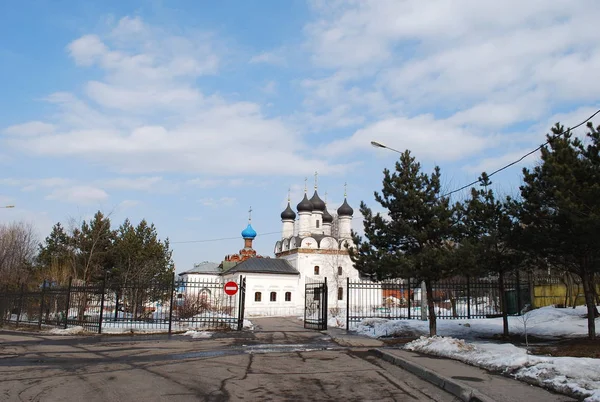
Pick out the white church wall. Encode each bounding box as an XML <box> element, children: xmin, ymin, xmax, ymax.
<box><xmin>225</xmin><ymin>273</ymin><xmax>302</xmax><ymax>317</ymax></box>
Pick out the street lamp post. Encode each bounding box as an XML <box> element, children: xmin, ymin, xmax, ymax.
<box><xmin>370</xmin><ymin>141</ymin><xmax>402</xmax><ymax>154</ymax></box>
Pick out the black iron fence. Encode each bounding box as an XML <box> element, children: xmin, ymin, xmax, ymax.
<box><xmin>0</xmin><ymin>275</ymin><xmax>246</xmax><ymax>334</ymax></box>
<box><xmin>346</xmin><ymin>274</ymin><xmax>531</xmax><ymax>330</ymax></box>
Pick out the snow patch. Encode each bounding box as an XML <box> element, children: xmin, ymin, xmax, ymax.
<box><xmin>183</xmin><ymin>330</ymin><xmax>213</xmax><ymax>339</ymax></box>
<box><xmin>48</xmin><ymin>326</ymin><xmax>86</xmax><ymax>335</ymax></box>
<box><xmin>405</xmin><ymin>336</ymin><xmax>600</xmax><ymax>401</ymax></box>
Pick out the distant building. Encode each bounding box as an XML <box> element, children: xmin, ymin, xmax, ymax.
<box><xmin>179</xmin><ymin>177</ymin><xmax>375</xmax><ymax>316</ymax></box>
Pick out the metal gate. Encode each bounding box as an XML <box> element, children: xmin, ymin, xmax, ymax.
<box><xmin>304</xmin><ymin>278</ymin><xmax>328</xmax><ymax>330</ymax></box>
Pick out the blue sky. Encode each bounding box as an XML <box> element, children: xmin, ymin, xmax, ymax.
<box><xmin>2</xmin><ymin>0</ymin><xmax>600</xmax><ymax>273</ymax></box>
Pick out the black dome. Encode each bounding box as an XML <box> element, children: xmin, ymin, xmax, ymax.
<box><xmin>322</xmin><ymin>208</ymin><xmax>334</xmax><ymax>223</ymax></box>
<box><xmin>280</xmin><ymin>202</ymin><xmax>296</xmax><ymax>220</ymax></box>
<box><xmin>296</xmin><ymin>194</ymin><xmax>313</xmax><ymax>212</ymax></box>
<box><xmin>309</xmin><ymin>190</ymin><xmax>326</xmax><ymax>212</ymax></box>
<box><xmin>337</xmin><ymin>198</ymin><xmax>354</xmax><ymax>217</ymax></box>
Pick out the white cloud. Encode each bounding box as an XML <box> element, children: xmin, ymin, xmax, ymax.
<box><xmin>250</xmin><ymin>51</ymin><xmax>285</xmax><ymax>65</ymax></box>
<box><xmin>4</xmin><ymin>16</ymin><xmax>352</xmax><ymax>178</ymax></box>
<box><xmin>261</xmin><ymin>81</ymin><xmax>277</xmax><ymax>95</ymax></box>
<box><xmin>117</xmin><ymin>199</ymin><xmax>140</xmax><ymax>209</ymax></box>
<box><xmin>4</xmin><ymin>121</ymin><xmax>56</xmax><ymax>136</ymax></box>
<box><xmin>199</xmin><ymin>197</ymin><xmax>237</xmax><ymax>207</ymax></box>
<box><xmin>298</xmin><ymin>0</ymin><xmax>600</xmax><ymax>168</ymax></box>
<box><xmin>45</xmin><ymin>186</ymin><xmax>109</xmax><ymax>205</ymax></box>
<box><xmin>99</xmin><ymin>176</ymin><xmax>172</xmax><ymax>192</ymax></box>
<box><xmin>324</xmin><ymin>114</ymin><xmax>489</xmax><ymax>161</ymax></box>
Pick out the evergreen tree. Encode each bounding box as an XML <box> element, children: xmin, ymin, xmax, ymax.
<box><xmin>112</xmin><ymin>218</ymin><xmax>174</xmax><ymax>287</ymax></box>
<box><xmin>519</xmin><ymin>123</ymin><xmax>600</xmax><ymax>339</ymax></box>
<box><xmin>461</xmin><ymin>173</ymin><xmax>521</xmax><ymax>337</ymax></box>
<box><xmin>37</xmin><ymin>222</ymin><xmax>72</xmax><ymax>285</ymax></box>
<box><xmin>349</xmin><ymin>150</ymin><xmax>460</xmax><ymax>336</ymax></box>
<box><xmin>71</xmin><ymin>211</ymin><xmax>114</xmax><ymax>284</ymax></box>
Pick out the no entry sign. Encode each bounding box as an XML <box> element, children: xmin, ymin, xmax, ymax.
<box><xmin>224</xmin><ymin>281</ymin><xmax>238</xmax><ymax>296</ymax></box>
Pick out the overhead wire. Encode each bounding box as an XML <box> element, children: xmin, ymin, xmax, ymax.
<box><xmin>441</xmin><ymin>108</ymin><xmax>600</xmax><ymax>198</ymax></box>
<box><xmin>173</xmin><ymin>109</ymin><xmax>600</xmax><ymax>245</ymax></box>
<box><xmin>171</xmin><ymin>216</ymin><xmax>365</xmax><ymax>244</ymax></box>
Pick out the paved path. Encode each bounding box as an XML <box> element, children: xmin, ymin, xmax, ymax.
<box><xmin>0</xmin><ymin>324</ymin><xmax>458</xmax><ymax>402</ymax></box>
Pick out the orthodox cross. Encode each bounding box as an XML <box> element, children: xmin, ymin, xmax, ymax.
<box><xmin>248</xmin><ymin>206</ymin><xmax>253</xmax><ymax>223</ymax></box>
<box><xmin>324</xmin><ymin>191</ymin><xmax>328</xmax><ymax>205</ymax></box>
<box><xmin>304</xmin><ymin>177</ymin><xmax>308</xmax><ymax>193</ymax></box>
<box><xmin>287</xmin><ymin>187</ymin><xmax>291</xmax><ymax>202</ymax></box>
<box><xmin>344</xmin><ymin>182</ymin><xmax>347</xmax><ymax>197</ymax></box>
<box><xmin>314</xmin><ymin>171</ymin><xmax>318</xmax><ymax>190</ymax></box>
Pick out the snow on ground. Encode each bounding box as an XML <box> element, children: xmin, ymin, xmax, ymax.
<box><xmin>349</xmin><ymin>305</ymin><xmax>595</xmax><ymax>339</ymax></box>
<box><xmin>48</xmin><ymin>326</ymin><xmax>86</xmax><ymax>335</ymax></box>
<box><xmin>342</xmin><ymin>305</ymin><xmax>599</xmax><ymax>402</ymax></box>
<box><xmin>405</xmin><ymin>336</ymin><xmax>600</xmax><ymax>402</ymax></box>
<box><xmin>183</xmin><ymin>330</ymin><xmax>213</xmax><ymax>339</ymax></box>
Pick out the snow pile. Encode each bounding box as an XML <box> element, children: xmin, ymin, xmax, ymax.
<box><xmin>183</xmin><ymin>330</ymin><xmax>213</xmax><ymax>339</ymax></box>
<box><xmin>349</xmin><ymin>305</ymin><xmax>595</xmax><ymax>339</ymax></box>
<box><xmin>48</xmin><ymin>326</ymin><xmax>86</xmax><ymax>335</ymax></box>
<box><xmin>405</xmin><ymin>336</ymin><xmax>600</xmax><ymax>402</ymax></box>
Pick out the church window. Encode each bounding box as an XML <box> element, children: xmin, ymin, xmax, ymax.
<box><xmin>254</xmin><ymin>292</ymin><xmax>262</xmax><ymax>302</ymax></box>
<box><xmin>337</xmin><ymin>266</ymin><xmax>343</xmax><ymax>276</ymax></box>
<box><xmin>270</xmin><ymin>292</ymin><xmax>277</xmax><ymax>302</ymax></box>
<box><xmin>314</xmin><ymin>266</ymin><xmax>320</xmax><ymax>275</ymax></box>
<box><xmin>338</xmin><ymin>287</ymin><xmax>344</xmax><ymax>301</ymax></box>
<box><xmin>285</xmin><ymin>292</ymin><xmax>291</xmax><ymax>302</ymax></box>
<box><xmin>316</xmin><ymin>220</ymin><xmax>320</xmax><ymax>228</ymax></box>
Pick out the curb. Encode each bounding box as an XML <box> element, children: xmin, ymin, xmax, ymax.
<box><xmin>371</xmin><ymin>349</ymin><xmax>495</xmax><ymax>402</ymax></box>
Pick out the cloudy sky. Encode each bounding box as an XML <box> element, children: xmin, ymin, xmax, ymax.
<box><xmin>1</xmin><ymin>0</ymin><xmax>599</xmax><ymax>272</ymax></box>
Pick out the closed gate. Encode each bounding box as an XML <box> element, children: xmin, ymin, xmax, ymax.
<box><xmin>304</xmin><ymin>278</ymin><xmax>328</xmax><ymax>330</ymax></box>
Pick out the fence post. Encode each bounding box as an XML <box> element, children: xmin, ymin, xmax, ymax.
<box><xmin>168</xmin><ymin>272</ymin><xmax>175</xmax><ymax>335</ymax></box>
<box><xmin>407</xmin><ymin>279</ymin><xmax>411</xmax><ymax>320</ymax></box>
<box><xmin>237</xmin><ymin>276</ymin><xmax>246</xmax><ymax>331</ymax></box>
<box><xmin>345</xmin><ymin>277</ymin><xmax>350</xmax><ymax>332</ymax></box>
<box><xmin>16</xmin><ymin>283</ymin><xmax>25</xmax><ymax>327</ymax></box>
<box><xmin>38</xmin><ymin>280</ymin><xmax>46</xmax><ymax>330</ymax></box>
<box><xmin>98</xmin><ymin>275</ymin><xmax>106</xmax><ymax>334</ymax></box>
<box><xmin>467</xmin><ymin>276</ymin><xmax>471</xmax><ymax>319</ymax></box>
<box><xmin>516</xmin><ymin>270</ymin><xmax>522</xmax><ymax>315</ymax></box>
<box><xmin>420</xmin><ymin>281</ymin><xmax>428</xmax><ymax>321</ymax></box>
<box><xmin>64</xmin><ymin>277</ymin><xmax>72</xmax><ymax>329</ymax></box>
<box><xmin>323</xmin><ymin>277</ymin><xmax>328</xmax><ymax>330</ymax></box>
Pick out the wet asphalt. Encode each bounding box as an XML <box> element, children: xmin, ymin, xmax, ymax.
<box><xmin>0</xmin><ymin>317</ymin><xmax>460</xmax><ymax>401</ymax></box>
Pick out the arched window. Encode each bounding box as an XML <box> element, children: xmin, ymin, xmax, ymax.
<box><xmin>338</xmin><ymin>287</ymin><xmax>344</xmax><ymax>301</ymax></box>
<box><xmin>316</xmin><ymin>220</ymin><xmax>320</xmax><ymax>228</ymax></box>
<box><xmin>270</xmin><ymin>292</ymin><xmax>277</xmax><ymax>302</ymax></box>
<box><xmin>285</xmin><ymin>292</ymin><xmax>292</xmax><ymax>302</ymax></box>
<box><xmin>254</xmin><ymin>292</ymin><xmax>262</xmax><ymax>302</ymax></box>
<box><xmin>337</xmin><ymin>266</ymin><xmax>343</xmax><ymax>276</ymax></box>
<box><xmin>314</xmin><ymin>266</ymin><xmax>320</xmax><ymax>275</ymax></box>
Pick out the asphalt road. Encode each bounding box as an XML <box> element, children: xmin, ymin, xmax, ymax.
<box><xmin>0</xmin><ymin>318</ymin><xmax>459</xmax><ymax>402</ymax></box>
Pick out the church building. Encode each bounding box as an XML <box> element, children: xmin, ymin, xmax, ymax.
<box><xmin>179</xmin><ymin>176</ymin><xmax>365</xmax><ymax>317</ymax></box>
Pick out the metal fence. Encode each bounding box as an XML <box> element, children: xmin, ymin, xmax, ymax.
<box><xmin>0</xmin><ymin>275</ymin><xmax>246</xmax><ymax>334</ymax></box>
<box><xmin>346</xmin><ymin>274</ymin><xmax>531</xmax><ymax>330</ymax></box>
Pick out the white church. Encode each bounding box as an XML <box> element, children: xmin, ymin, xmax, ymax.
<box><xmin>179</xmin><ymin>180</ymin><xmax>376</xmax><ymax>317</ymax></box>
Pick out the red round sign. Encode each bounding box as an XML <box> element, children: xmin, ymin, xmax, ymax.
<box><xmin>224</xmin><ymin>281</ymin><xmax>238</xmax><ymax>296</ymax></box>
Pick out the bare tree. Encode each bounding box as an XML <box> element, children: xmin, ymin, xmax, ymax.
<box><xmin>0</xmin><ymin>222</ymin><xmax>38</xmax><ymax>287</ymax></box>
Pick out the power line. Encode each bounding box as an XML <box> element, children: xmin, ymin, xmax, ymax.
<box><xmin>172</xmin><ymin>216</ymin><xmax>364</xmax><ymax>244</ymax></box>
<box><xmin>442</xmin><ymin>108</ymin><xmax>600</xmax><ymax>198</ymax></box>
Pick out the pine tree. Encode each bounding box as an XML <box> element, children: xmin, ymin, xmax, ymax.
<box><xmin>461</xmin><ymin>173</ymin><xmax>521</xmax><ymax>338</ymax></box>
<box><xmin>519</xmin><ymin>123</ymin><xmax>600</xmax><ymax>339</ymax></box>
<box><xmin>349</xmin><ymin>150</ymin><xmax>460</xmax><ymax>336</ymax></box>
